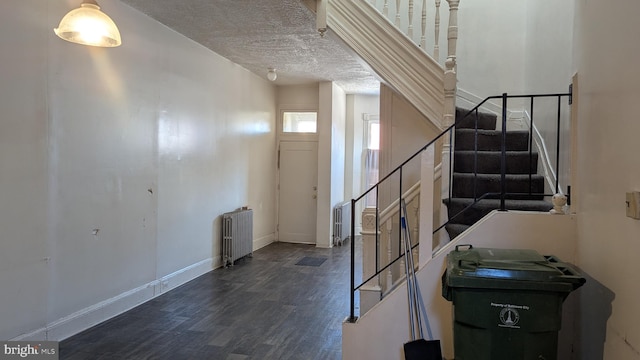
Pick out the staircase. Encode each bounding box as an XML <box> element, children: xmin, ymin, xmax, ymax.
<box><xmin>444</xmin><ymin>108</ymin><xmax>553</xmax><ymax>239</ymax></box>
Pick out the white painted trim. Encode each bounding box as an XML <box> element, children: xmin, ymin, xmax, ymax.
<box><xmin>254</xmin><ymin>233</ymin><xmax>275</xmax><ymax>251</ymax></box>
<box><xmin>456</xmin><ymin>88</ymin><xmax>502</xmax><ymax>114</ymax></box>
<box><xmin>327</xmin><ymin>0</ymin><xmax>445</xmax><ymax>129</ymax></box>
<box><xmin>524</xmin><ymin>110</ymin><xmax>560</xmax><ymax>195</ymax></box>
<box><xmin>456</xmin><ymin>87</ymin><xmax>526</xmax><ymax>129</ymax></box>
<box><xmin>12</xmin><ymin>258</ymin><xmax>218</xmax><ymax>341</ymax></box>
<box><xmin>434</xmin><ymin>162</ymin><xmax>442</xmax><ymax>181</ymax></box>
<box><xmin>569</xmin><ymin>73</ymin><xmax>579</xmax><ymax>214</ymax></box>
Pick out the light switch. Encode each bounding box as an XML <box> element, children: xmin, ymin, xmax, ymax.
<box><xmin>626</xmin><ymin>191</ymin><xmax>640</xmax><ymax>219</ymax></box>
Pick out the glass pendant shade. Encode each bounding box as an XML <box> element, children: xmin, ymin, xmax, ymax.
<box><xmin>54</xmin><ymin>0</ymin><xmax>122</xmax><ymax>47</ymax></box>
<box><xmin>267</xmin><ymin>69</ymin><xmax>277</xmax><ymax>81</ymax></box>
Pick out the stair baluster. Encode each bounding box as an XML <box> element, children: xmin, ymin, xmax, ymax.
<box><xmin>420</xmin><ymin>0</ymin><xmax>427</xmax><ymax>49</ymax></box>
<box><xmin>385</xmin><ymin>219</ymin><xmax>393</xmax><ymax>292</ymax></box>
<box><xmin>408</xmin><ymin>0</ymin><xmax>414</xmax><ymax>38</ymax></box>
<box><xmin>434</xmin><ymin>0</ymin><xmax>441</xmax><ymax>61</ymax></box>
<box><xmin>446</xmin><ymin>0</ymin><xmax>459</xmax><ymax>66</ymax></box>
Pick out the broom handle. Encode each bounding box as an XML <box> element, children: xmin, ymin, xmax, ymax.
<box><xmin>401</xmin><ymin>199</ymin><xmax>424</xmax><ymax>340</ymax></box>
<box><xmin>401</xmin><ymin>209</ymin><xmax>416</xmax><ymax>341</ymax></box>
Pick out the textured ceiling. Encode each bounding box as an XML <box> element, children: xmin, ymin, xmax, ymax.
<box><xmin>119</xmin><ymin>0</ymin><xmax>381</xmax><ymax>94</ymax></box>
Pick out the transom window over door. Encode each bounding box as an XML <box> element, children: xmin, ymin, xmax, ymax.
<box><xmin>282</xmin><ymin>112</ymin><xmax>317</xmax><ymax>133</ymax></box>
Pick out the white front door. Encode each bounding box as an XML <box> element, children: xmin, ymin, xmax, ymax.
<box><xmin>278</xmin><ymin>141</ymin><xmax>318</xmax><ymax>244</ymax></box>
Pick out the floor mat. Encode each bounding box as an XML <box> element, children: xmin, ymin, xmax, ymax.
<box><xmin>295</xmin><ymin>256</ymin><xmax>327</xmax><ymax>267</ymax></box>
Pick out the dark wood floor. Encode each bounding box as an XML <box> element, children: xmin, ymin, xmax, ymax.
<box><xmin>60</xmin><ymin>242</ymin><xmax>355</xmax><ymax>360</ymax></box>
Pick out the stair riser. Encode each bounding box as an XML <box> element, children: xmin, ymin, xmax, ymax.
<box><xmin>455</xmin><ymin>108</ymin><xmax>497</xmax><ymax>130</ymax></box>
<box><xmin>454</xmin><ymin>152</ymin><xmax>539</xmax><ymax>174</ymax></box>
<box><xmin>455</xmin><ymin>130</ymin><xmax>530</xmax><ymax>151</ymax></box>
<box><xmin>452</xmin><ymin>175</ymin><xmax>546</xmax><ymax>198</ymax></box>
<box><xmin>445</xmin><ymin>108</ymin><xmax>552</xmax><ymax>240</ymax></box>
<box><xmin>445</xmin><ymin>201</ymin><xmax>496</xmax><ymax>225</ymax></box>
<box><xmin>445</xmin><ymin>199</ymin><xmax>553</xmax><ymax>225</ymax></box>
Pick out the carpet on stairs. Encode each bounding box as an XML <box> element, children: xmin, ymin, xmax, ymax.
<box><xmin>443</xmin><ymin>108</ymin><xmax>553</xmax><ymax>240</ymax></box>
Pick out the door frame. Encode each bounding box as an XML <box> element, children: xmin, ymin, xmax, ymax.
<box><xmin>276</xmin><ymin>107</ymin><xmax>319</xmax><ymax>242</ymax></box>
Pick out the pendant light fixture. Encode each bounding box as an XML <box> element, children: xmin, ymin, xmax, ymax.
<box><xmin>54</xmin><ymin>0</ymin><xmax>122</xmax><ymax>47</ymax></box>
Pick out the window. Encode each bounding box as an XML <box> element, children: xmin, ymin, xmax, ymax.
<box><xmin>364</xmin><ymin>115</ymin><xmax>380</xmax><ymax>207</ymax></box>
<box><xmin>283</xmin><ymin>112</ymin><xmax>317</xmax><ymax>133</ymax></box>
<box><xmin>367</xmin><ymin>122</ymin><xmax>380</xmax><ymax>150</ymax></box>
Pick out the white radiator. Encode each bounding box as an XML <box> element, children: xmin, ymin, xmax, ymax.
<box><xmin>333</xmin><ymin>201</ymin><xmax>351</xmax><ymax>246</ymax></box>
<box><xmin>222</xmin><ymin>208</ymin><xmax>253</xmax><ymax>267</ymax></box>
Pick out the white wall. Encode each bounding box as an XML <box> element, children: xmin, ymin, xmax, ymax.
<box><xmin>317</xmin><ymin>82</ymin><xmax>347</xmax><ymax>248</ymax></box>
<box><xmin>0</xmin><ymin>0</ymin><xmax>50</xmax><ymax>340</ymax></box>
<box><xmin>345</xmin><ymin>94</ymin><xmax>380</xmax><ymax>201</ymax></box>
<box><xmin>379</xmin><ymin>84</ymin><xmax>440</xmax><ymax>199</ymax></box>
<box><xmin>331</xmin><ymin>83</ymin><xmax>347</xmax><ymax>213</ymax></box>
<box><xmin>523</xmin><ymin>0</ymin><xmax>575</xmax><ymax>195</ymax></box>
<box><xmin>573</xmin><ymin>1</ymin><xmax>640</xmax><ymax>359</ymax></box>
<box><xmin>344</xmin><ymin>211</ymin><xmax>579</xmax><ymax>360</ymax></box>
<box><xmin>277</xmin><ymin>84</ymin><xmax>320</xmax><ymax>112</ymax></box>
<box><xmin>345</xmin><ymin>94</ymin><xmax>380</xmax><ymax>231</ymax></box>
<box><xmin>0</xmin><ymin>0</ymin><xmax>276</xmax><ymax>341</ymax></box>
<box><xmin>456</xmin><ymin>0</ymin><xmax>527</xmax><ymax>98</ymax></box>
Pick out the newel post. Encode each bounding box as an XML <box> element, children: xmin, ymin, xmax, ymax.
<box><xmin>441</xmin><ymin>58</ymin><xmax>457</xmax><ymax>202</ymax></box>
<box><xmin>360</xmin><ymin>207</ymin><xmax>382</xmax><ymax>315</ymax></box>
<box><xmin>442</xmin><ymin>0</ymin><xmax>459</xmax><ymax>204</ymax></box>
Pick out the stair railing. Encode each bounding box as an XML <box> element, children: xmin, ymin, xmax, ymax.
<box><xmin>478</xmin><ymin>92</ymin><xmax>573</xmax><ymax>210</ymax></box>
<box><xmin>348</xmin><ymin>90</ymin><xmax>573</xmax><ymax>322</ymax></box>
<box><xmin>366</xmin><ymin>0</ymin><xmax>458</xmax><ymax>64</ymax></box>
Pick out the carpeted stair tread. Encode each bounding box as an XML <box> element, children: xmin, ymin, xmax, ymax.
<box><xmin>455</xmin><ymin>129</ymin><xmax>530</xmax><ymax>151</ymax></box>
<box><xmin>444</xmin><ymin>223</ymin><xmax>470</xmax><ymax>239</ymax></box>
<box><xmin>444</xmin><ymin>198</ymin><xmax>553</xmax><ymax>226</ymax></box>
<box><xmin>452</xmin><ymin>173</ymin><xmax>545</xmax><ymax>198</ymax></box>
<box><xmin>443</xmin><ymin>106</ymin><xmax>552</xmax><ymax>240</ymax></box>
<box><xmin>455</xmin><ymin>108</ymin><xmax>497</xmax><ymax>130</ymax></box>
<box><xmin>454</xmin><ymin>150</ymin><xmax>539</xmax><ymax>174</ymax></box>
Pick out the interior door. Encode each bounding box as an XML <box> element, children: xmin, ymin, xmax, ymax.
<box><xmin>278</xmin><ymin>141</ymin><xmax>318</xmax><ymax>244</ymax></box>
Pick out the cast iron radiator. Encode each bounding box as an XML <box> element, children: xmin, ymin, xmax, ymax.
<box><xmin>222</xmin><ymin>208</ymin><xmax>253</xmax><ymax>267</ymax></box>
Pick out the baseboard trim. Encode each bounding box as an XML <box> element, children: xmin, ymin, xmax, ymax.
<box><xmin>12</xmin><ymin>258</ymin><xmax>217</xmax><ymax>342</ymax></box>
<box><xmin>457</xmin><ymin>88</ymin><xmax>526</xmax><ymax>128</ymax></box>
<box><xmin>254</xmin><ymin>233</ymin><xmax>275</xmax><ymax>251</ymax></box>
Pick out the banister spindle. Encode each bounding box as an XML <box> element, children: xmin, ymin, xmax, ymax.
<box><xmin>446</xmin><ymin>0</ymin><xmax>459</xmax><ymax>65</ymax></box>
<box><xmin>383</xmin><ymin>0</ymin><xmax>389</xmax><ymax>17</ymax></box>
<box><xmin>408</xmin><ymin>0</ymin><xmax>415</xmax><ymax>39</ymax></box>
<box><xmin>412</xmin><ymin>199</ymin><xmax>420</xmax><ymax>268</ymax></box>
<box><xmin>434</xmin><ymin>0</ymin><xmax>441</xmax><ymax>61</ymax></box>
<box><xmin>395</xmin><ymin>0</ymin><xmax>402</xmax><ymax>27</ymax></box>
<box><xmin>385</xmin><ymin>219</ymin><xmax>393</xmax><ymax>290</ymax></box>
<box><xmin>420</xmin><ymin>0</ymin><xmax>427</xmax><ymax>49</ymax></box>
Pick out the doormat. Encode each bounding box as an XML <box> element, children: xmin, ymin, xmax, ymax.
<box><xmin>295</xmin><ymin>256</ymin><xmax>327</xmax><ymax>267</ymax></box>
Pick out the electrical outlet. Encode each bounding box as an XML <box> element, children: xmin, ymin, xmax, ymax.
<box><xmin>626</xmin><ymin>191</ymin><xmax>640</xmax><ymax>219</ymax></box>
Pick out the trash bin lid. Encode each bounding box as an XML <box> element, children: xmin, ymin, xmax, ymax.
<box><xmin>443</xmin><ymin>245</ymin><xmax>585</xmax><ymax>293</ymax></box>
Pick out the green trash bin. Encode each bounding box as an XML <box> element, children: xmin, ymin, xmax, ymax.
<box><xmin>442</xmin><ymin>244</ymin><xmax>585</xmax><ymax>360</ymax></box>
